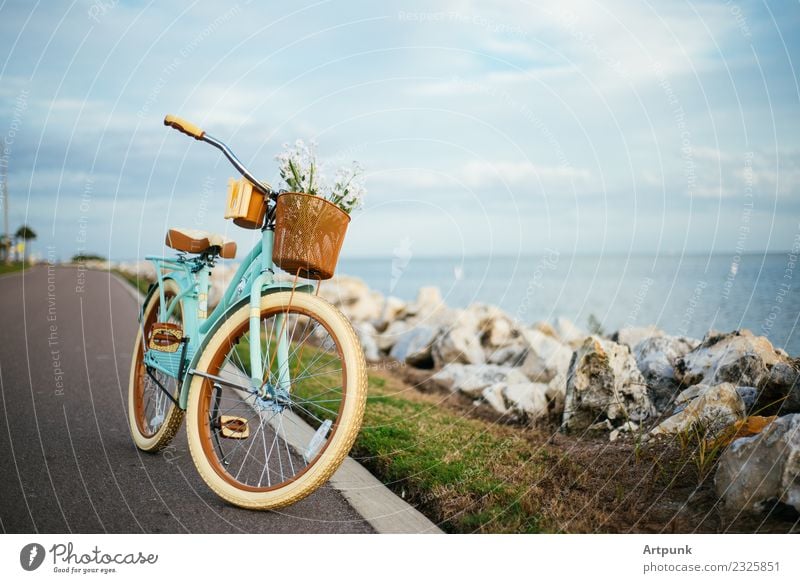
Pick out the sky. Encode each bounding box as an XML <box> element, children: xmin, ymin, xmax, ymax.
<box><xmin>1</xmin><ymin>0</ymin><xmax>799</xmax><ymax>261</ymax></box>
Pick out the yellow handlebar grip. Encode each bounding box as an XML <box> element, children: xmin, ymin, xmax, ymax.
<box><xmin>163</xmin><ymin>114</ymin><xmax>205</xmax><ymax>140</ymax></box>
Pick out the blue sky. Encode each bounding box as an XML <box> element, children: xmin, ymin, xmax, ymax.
<box><xmin>1</xmin><ymin>0</ymin><xmax>799</xmax><ymax>260</ymax></box>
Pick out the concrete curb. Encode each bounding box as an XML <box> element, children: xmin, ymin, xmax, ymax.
<box><xmin>110</xmin><ymin>268</ymin><xmax>443</xmax><ymax>534</ymax></box>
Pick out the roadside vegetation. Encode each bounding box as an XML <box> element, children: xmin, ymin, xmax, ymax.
<box><xmin>353</xmin><ymin>367</ymin><xmax>792</xmax><ymax>533</ymax></box>
<box><xmin>0</xmin><ymin>261</ymin><xmax>25</xmax><ymax>276</ymax></box>
<box><xmin>114</xmin><ymin>270</ymin><xmax>151</xmax><ymax>295</ymax></box>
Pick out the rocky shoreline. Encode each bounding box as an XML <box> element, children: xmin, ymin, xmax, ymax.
<box><xmin>114</xmin><ymin>261</ymin><xmax>800</xmax><ymax>520</ymax></box>
<box><xmin>315</xmin><ymin>275</ymin><xmax>800</xmax><ymax>519</ymax></box>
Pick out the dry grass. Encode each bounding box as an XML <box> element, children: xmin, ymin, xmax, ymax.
<box><xmin>353</xmin><ymin>364</ymin><xmax>799</xmax><ymax>533</ymax></box>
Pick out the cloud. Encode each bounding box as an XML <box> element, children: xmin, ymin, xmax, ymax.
<box><xmin>1</xmin><ymin>0</ymin><xmax>798</xmax><ymax>259</ymax></box>
<box><xmin>369</xmin><ymin>160</ymin><xmax>593</xmax><ymax>197</ymax></box>
<box><xmin>690</xmin><ymin>148</ymin><xmax>800</xmax><ymax>199</ymax></box>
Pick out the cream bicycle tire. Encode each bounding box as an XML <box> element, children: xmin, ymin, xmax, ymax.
<box><xmin>186</xmin><ymin>291</ymin><xmax>367</xmax><ymax>509</ymax></box>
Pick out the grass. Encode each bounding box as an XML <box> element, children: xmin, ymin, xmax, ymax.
<box><xmin>355</xmin><ymin>372</ymin><xmax>556</xmax><ymax>533</ymax></box>
<box><xmin>112</xmin><ymin>269</ymin><xmax>151</xmax><ymax>295</ymax></box>
<box><xmin>228</xmin><ymin>336</ymin><xmax>737</xmax><ymax>533</ymax></box>
<box><xmin>0</xmin><ymin>261</ymin><xmax>25</xmax><ymax>276</ymax></box>
<box><xmin>230</xmin><ymin>336</ymin><xmax>561</xmax><ymax>532</ymax></box>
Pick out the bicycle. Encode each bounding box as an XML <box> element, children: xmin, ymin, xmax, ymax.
<box><xmin>127</xmin><ymin>115</ymin><xmax>367</xmax><ymax>510</ymax></box>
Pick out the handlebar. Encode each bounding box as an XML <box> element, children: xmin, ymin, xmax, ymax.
<box><xmin>163</xmin><ymin>114</ymin><xmax>273</xmax><ymax>196</ymax></box>
<box><xmin>164</xmin><ymin>115</ymin><xmax>204</xmax><ymax>140</ymax></box>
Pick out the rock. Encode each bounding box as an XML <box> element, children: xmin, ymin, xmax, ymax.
<box><xmin>318</xmin><ymin>276</ymin><xmax>383</xmax><ymax>323</ymax></box>
<box><xmin>554</xmin><ymin>317</ymin><xmax>588</xmax><ymax>346</ymax></box>
<box><xmin>431</xmin><ymin>312</ymin><xmax>485</xmax><ymax>367</ymax></box>
<box><xmin>561</xmin><ymin>336</ymin><xmax>654</xmax><ymax>433</ymax></box>
<box><xmin>613</xmin><ymin>325</ymin><xmax>664</xmax><ymax>348</ymax></box>
<box><xmin>676</xmin><ymin>329</ymin><xmax>784</xmax><ymax>387</ymax></box>
<box><xmin>519</xmin><ymin>329</ymin><xmax>574</xmax><ymax>383</ymax></box>
<box><xmin>531</xmin><ymin>321</ymin><xmax>559</xmax><ymax>339</ymax></box>
<box><xmin>430</xmin><ymin>363</ymin><xmax>528</xmax><ymax>397</ymax></box>
<box><xmin>355</xmin><ymin>322</ymin><xmax>381</xmax><ymax>361</ymax></box>
<box><xmin>587</xmin><ymin>419</ymin><xmax>614</xmax><ymax>432</ymax></box>
<box><xmin>389</xmin><ymin>324</ymin><xmax>438</xmax><ymax>367</ymax></box>
<box><xmin>715</xmin><ymin>414</ymin><xmax>800</xmax><ymax>515</ymax></box>
<box><xmin>609</xmin><ymin>421</ymin><xmax>639</xmax><ymax>442</ymax></box>
<box><xmin>376</xmin><ymin>296</ymin><xmax>407</xmax><ymax>331</ymax></box>
<box><xmin>736</xmin><ymin>386</ymin><xmax>758</xmax><ymax>411</ymax></box>
<box><xmin>676</xmin><ymin>330</ymin><xmax>799</xmax><ymax>414</ymax></box>
<box><xmin>376</xmin><ymin>319</ymin><xmax>410</xmax><ymax>353</ymax></box>
<box><xmin>487</xmin><ymin>342</ymin><xmax>528</xmax><ymax>367</ymax></box>
<box><xmin>481</xmin><ymin>384</ymin><xmax>509</xmax><ymax>415</ymax></box>
<box><xmin>502</xmin><ymin>382</ymin><xmax>550</xmax><ymax>420</ymax></box>
<box><xmin>546</xmin><ymin>372</ymin><xmax>568</xmax><ymax>416</ymax></box>
<box><xmin>650</xmin><ymin>383</ymin><xmax>745</xmax><ymax>438</ymax></box>
<box><xmin>404</xmin><ymin>286</ymin><xmax>445</xmax><ymax>320</ymax></box>
<box><xmin>467</xmin><ymin>303</ymin><xmax>518</xmax><ymax>348</ymax></box>
<box><xmin>759</xmin><ymin>361</ymin><xmax>800</xmax><ymax>413</ymax></box>
<box><xmin>485</xmin><ymin>315</ymin><xmax>515</xmax><ymax>348</ymax></box>
<box><xmin>633</xmin><ymin>335</ymin><xmax>699</xmax><ymax>412</ymax></box>
<box><xmin>710</xmin><ymin>415</ymin><xmax>778</xmax><ymax>449</ymax></box>
<box><xmin>673</xmin><ymin>383</ymin><xmax>708</xmax><ymax>412</ymax></box>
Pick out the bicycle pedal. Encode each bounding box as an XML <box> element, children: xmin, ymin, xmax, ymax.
<box><xmin>219</xmin><ymin>416</ymin><xmax>249</xmax><ymax>439</ymax></box>
<box><xmin>148</xmin><ymin>322</ymin><xmax>183</xmax><ymax>353</ymax></box>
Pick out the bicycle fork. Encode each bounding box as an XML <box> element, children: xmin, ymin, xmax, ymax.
<box><xmin>248</xmin><ymin>233</ymin><xmax>291</xmax><ymax>399</ymax></box>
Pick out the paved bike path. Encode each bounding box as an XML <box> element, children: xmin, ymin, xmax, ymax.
<box><xmin>0</xmin><ymin>265</ymin><xmax>374</xmax><ymax>533</ymax></box>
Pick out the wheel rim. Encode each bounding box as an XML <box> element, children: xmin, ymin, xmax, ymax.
<box><xmin>196</xmin><ymin>303</ymin><xmax>349</xmax><ymax>492</ymax></box>
<box><xmin>133</xmin><ymin>290</ymin><xmax>181</xmax><ymax>438</ymax></box>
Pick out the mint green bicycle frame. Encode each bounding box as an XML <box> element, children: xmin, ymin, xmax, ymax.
<box><xmin>142</xmin><ymin>227</ymin><xmax>313</xmax><ymax>410</ymax></box>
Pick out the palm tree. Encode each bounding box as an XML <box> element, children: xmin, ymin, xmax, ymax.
<box><xmin>15</xmin><ymin>225</ymin><xmax>36</xmax><ymax>264</ymax></box>
<box><xmin>0</xmin><ymin>234</ymin><xmax>11</xmax><ymax>263</ymax></box>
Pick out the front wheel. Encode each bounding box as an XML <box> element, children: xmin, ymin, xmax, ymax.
<box><xmin>186</xmin><ymin>291</ymin><xmax>367</xmax><ymax>509</ymax></box>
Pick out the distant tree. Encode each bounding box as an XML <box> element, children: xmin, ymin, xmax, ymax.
<box><xmin>15</xmin><ymin>225</ymin><xmax>36</xmax><ymax>263</ymax></box>
<box><xmin>71</xmin><ymin>253</ymin><xmax>106</xmax><ymax>263</ymax></box>
<box><xmin>0</xmin><ymin>234</ymin><xmax>11</xmax><ymax>263</ymax></box>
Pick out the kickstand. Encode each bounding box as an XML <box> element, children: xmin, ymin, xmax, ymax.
<box><xmin>145</xmin><ymin>366</ymin><xmax>180</xmax><ymax>408</ymax></box>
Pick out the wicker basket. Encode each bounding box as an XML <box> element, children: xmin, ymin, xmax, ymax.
<box><xmin>225</xmin><ymin>178</ymin><xmax>267</xmax><ymax>229</ymax></box>
<box><xmin>272</xmin><ymin>192</ymin><xmax>350</xmax><ymax>280</ymax></box>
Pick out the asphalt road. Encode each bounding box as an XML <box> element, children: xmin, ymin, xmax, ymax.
<box><xmin>0</xmin><ymin>265</ymin><xmax>373</xmax><ymax>533</ymax></box>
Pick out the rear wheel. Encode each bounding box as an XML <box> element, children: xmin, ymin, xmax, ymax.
<box><xmin>185</xmin><ymin>291</ymin><xmax>367</xmax><ymax>509</ymax></box>
<box><xmin>128</xmin><ymin>279</ymin><xmax>185</xmax><ymax>452</ymax></box>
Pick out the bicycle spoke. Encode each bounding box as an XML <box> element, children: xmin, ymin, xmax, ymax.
<box><xmin>196</xmin><ymin>301</ymin><xmax>354</xmax><ymax>492</ymax></box>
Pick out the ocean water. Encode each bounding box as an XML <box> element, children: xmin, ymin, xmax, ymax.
<box><xmin>337</xmin><ymin>253</ymin><xmax>800</xmax><ymax>356</ymax></box>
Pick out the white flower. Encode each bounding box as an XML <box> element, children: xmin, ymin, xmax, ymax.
<box><xmin>274</xmin><ymin>139</ymin><xmax>365</xmax><ymax>214</ymax></box>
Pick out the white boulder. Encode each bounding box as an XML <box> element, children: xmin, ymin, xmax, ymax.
<box><xmin>431</xmin><ymin>363</ymin><xmax>528</xmax><ymax>397</ymax></box>
<box><xmin>431</xmin><ymin>312</ymin><xmax>485</xmax><ymax>367</ymax></box>
<box><xmin>633</xmin><ymin>334</ymin><xmax>699</xmax><ymax>412</ymax></box>
<box><xmin>676</xmin><ymin>329</ymin><xmax>785</xmax><ymax>387</ymax></box>
<box><xmin>318</xmin><ymin>276</ymin><xmax>383</xmax><ymax>323</ymax></box>
<box><xmin>503</xmin><ymin>382</ymin><xmax>550</xmax><ymax>420</ymax></box>
<box><xmin>519</xmin><ymin>329</ymin><xmax>574</xmax><ymax>383</ymax></box>
<box><xmin>650</xmin><ymin>383</ymin><xmax>745</xmax><ymax>438</ymax></box>
<box><xmin>554</xmin><ymin>317</ymin><xmax>588</xmax><ymax>346</ymax></box>
<box><xmin>389</xmin><ymin>324</ymin><xmax>439</xmax><ymax>367</ymax></box>
<box><xmin>355</xmin><ymin>322</ymin><xmax>381</xmax><ymax>361</ymax></box>
<box><xmin>613</xmin><ymin>325</ymin><xmax>664</xmax><ymax>348</ymax></box>
<box><xmin>715</xmin><ymin>414</ymin><xmax>800</xmax><ymax>515</ymax></box>
<box><xmin>561</xmin><ymin>336</ymin><xmax>654</xmax><ymax>433</ymax></box>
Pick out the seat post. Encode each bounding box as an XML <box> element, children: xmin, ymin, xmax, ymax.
<box><xmin>196</xmin><ymin>261</ymin><xmax>211</xmax><ymax>320</ymax></box>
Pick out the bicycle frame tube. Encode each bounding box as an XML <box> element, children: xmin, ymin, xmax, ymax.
<box><xmin>197</xmin><ymin>241</ymin><xmax>263</xmax><ymax>336</ymax></box>
<box><xmin>145</xmin><ymin>227</ymin><xmax>313</xmax><ymax>409</ymax></box>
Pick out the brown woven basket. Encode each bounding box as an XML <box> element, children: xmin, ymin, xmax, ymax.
<box><xmin>272</xmin><ymin>192</ymin><xmax>351</xmax><ymax>280</ymax></box>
